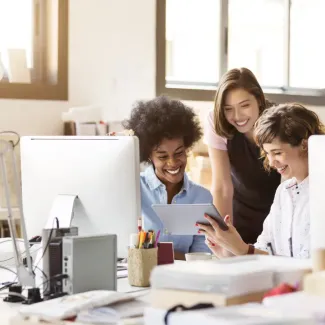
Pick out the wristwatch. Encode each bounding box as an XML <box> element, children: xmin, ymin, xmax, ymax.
<box><xmin>247</xmin><ymin>244</ymin><xmax>255</xmax><ymax>255</ymax></box>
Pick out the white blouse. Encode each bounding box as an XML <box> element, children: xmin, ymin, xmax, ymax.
<box><xmin>254</xmin><ymin>177</ymin><xmax>310</xmax><ymax>258</ymax></box>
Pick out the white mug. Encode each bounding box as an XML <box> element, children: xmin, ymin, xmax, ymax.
<box><xmin>185</xmin><ymin>252</ymin><xmax>212</xmax><ymax>261</ymax></box>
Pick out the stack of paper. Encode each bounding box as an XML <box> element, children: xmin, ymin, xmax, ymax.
<box><xmin>76</xmin><ymin>300</ymin><xmax>146</xmax><ymax>324</ymax></box>
<box><xmin>149</xmin><ymin>255</ymin><xmax>311</xmax><ymax>309</ymax></box>
<box><xmin>150</xmin><ymin>259</ymin><xmax>274</xmax><ymax>297</ymax></box>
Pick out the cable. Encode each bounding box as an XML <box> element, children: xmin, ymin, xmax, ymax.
<box><xmin>39</xmin><ymin>274</ymin><xmax>68</xmax><ymax>296</ymax></box>
<box><xmin>0</xmin><ymin>282</ymin><xmax>17</xmax><ymax>291</ymax></box>
<box><xmin>32</xmin><ymin>218</ymin><xmax>60</xmax><ymax>295</ymax></box>
<box><xmin>33</xmin><ymin>218</ymin><xmax>58</xmax><ymax>270</ymax></box>
<box><xmin>0</xmin><ymin>265</ymin><xmax>18</xmax><ymax>276</ymax></box>
<box><xmin>39</xmin><ymin>273</ymin><xmax>68</xmax><ymax>288</ymax></box>
<box><xmin>33</xmin><ymin>227</ymin><xmax>53</xmax><ymax>270</ymax></box>
<box><xmin>0</xmin><ymin>217</ymin><xmax>61</xmax><ymax>297</ymax></box>
<box><xmin>0</xmin><ymin>291</ymin><xmax>26</xmax><ymax>301</ymax></box>
<box><xmin>54</xmin><ymin>217</ymin><xmax>59</xmax><ymax>228</ymax></box>
<box><xmin>0</xmin><ymin>239</ymin><xmax>38</xmax><ymax>263</ymax></box>
<box><xmin>0</xmin><ymin>245</ymin><xmax>42</xmax><ymax>264</ymax></box>
<box><xmin>33</xmin><ymin>216</ymin><xmax>60</xmax><ymax>271</ymax></box>
<box><xmin>34</xmin><ymin>266</ymin><xmax>49</xmax><ymax>293</ymax></box>
<box><xmin>34</xmin><ymin>266</ymin><xmax>48</xmax><ymax>282</ymax></box>
<box><xmin>0</xmin><ymin>265</ymin><xmax>18</xmax><ymax>292</ymax></box>
<box><xmin>0</xmin><ymin>270</ymin><xmax>20</xmax><ymax>302</ymax></box>
<box><xmin>34</xmin><ymin>228</ymin><xmax>54</xmax><ymax>271</ymax></box>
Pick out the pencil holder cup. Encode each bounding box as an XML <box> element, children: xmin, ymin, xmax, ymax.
<box><xmin>128</xmin><ymin>247</ymin><xmax>158</xmax><ymax>287</ymax></box>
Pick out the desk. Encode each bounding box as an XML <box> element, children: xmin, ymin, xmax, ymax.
<box><xmin>0</xmin><ymin>299</ymin><xmax>20</xmax><ymax>325</ymax></box>
<box><xmin>0</xmin><ymin>273</ymin><xmax>149</xmax><ymax>325</ymax></box>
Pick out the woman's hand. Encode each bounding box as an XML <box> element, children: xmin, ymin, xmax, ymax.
<box><xmin>197</xmin><ymin>215</ymin><xmax>248</xmax><ymax>256</ymax></box>
<box><xmin>205</xmin><ymin>237</ymin><xmax>234</xmax><ymax>258</ymax></box>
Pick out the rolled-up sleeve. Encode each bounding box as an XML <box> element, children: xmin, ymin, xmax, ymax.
<box><xmin>254</xmin><ymin>215</ymin><xmax>272</xmax><ymax>252</ymax></box>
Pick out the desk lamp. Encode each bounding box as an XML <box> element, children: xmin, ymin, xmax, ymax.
<box><xmin>0</xmin><ymin>139</ymin><xmax>36</xmax><ymax>302</ymax></box>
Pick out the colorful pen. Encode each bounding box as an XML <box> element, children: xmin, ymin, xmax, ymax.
<box><xmin>154</xmin><ymin>230</ymin><xmax>161</xmax><ymax>247</ymax></box>
<box><xmin>137</xmin><ymin>218</ymin><xmax>142</xmax><ymax>232</ymax></box>
<box><xmin>138</xmin><ymin>231</ymin><xmax>145</xmax><ymax>248</ymax></box>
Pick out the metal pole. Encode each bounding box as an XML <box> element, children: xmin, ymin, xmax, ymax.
<box><xmin>9</xmin><ymin>142</ymin><xmax>34</xmax><ymax>282</ymax></box>
<box><xmin>0</xmin><ymin>140</ymin><xmax>35</xmax><ymax>287</ymax></box>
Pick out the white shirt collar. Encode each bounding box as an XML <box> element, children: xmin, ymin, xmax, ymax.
<box><xmin>285</xmin><ymin>176</ymin><xmax>309</xmax><ymax>190</ymax></box>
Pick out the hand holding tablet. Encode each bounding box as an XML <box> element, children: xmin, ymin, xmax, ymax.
<box><xmin>151</xmin><ymin>203</ymin><xmax>229</xmax><ymax>235</ymax></box>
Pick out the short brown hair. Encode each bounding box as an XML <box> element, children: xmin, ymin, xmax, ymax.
<box><xmin>214</xmin><ymin>67</ymin><xmax>269</xmax><ymax>139</ymax></box>
<box><xmin>254</xmin><ymin>103</ymin><xmax>325</xmax><ymax>170</ymax></box>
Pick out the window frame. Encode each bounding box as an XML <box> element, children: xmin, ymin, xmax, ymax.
<box><xmin>0</xmin><ymin>0</ymin><xmax>68</xmax><ymax>101</ymax></box>
<box><xmin>156</xmin><ymin>0</ymin><xmax>325</xmax><ymax>105</ymax></box>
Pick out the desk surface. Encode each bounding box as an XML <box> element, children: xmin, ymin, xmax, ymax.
<box><xmin>0</xmin><ymin>274</ymin><xmax>149</xmax><ymax>325</ymax></box>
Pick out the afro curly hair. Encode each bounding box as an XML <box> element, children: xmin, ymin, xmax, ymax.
<box><xmin>123</xmin><ymin>95</ymin><xmax>202</xmax><ymax>163</ymax></box>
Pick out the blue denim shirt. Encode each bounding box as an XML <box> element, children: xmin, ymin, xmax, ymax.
<box><xmin>140</xmin><ymin>165</ymin><xmax>212</xmax><ymax>254</ymax></box>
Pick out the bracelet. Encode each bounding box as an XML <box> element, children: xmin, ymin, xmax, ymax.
<box><xmin>247</xmin><ymin>244</ymin><xmax>255</xmax><ymax>255</ymax></box>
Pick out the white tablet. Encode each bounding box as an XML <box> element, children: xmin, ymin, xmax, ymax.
<box><xmin>151</xmin><ymin>203</ymin><xmax>228</xmax><ymax>235</ymax></box>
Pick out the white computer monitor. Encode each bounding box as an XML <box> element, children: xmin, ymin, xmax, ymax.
<box><xmin>20</xmin><ymin>136</ymin><xmax>141</xmax><ymax>258</ymax></box>
<box><xmin>309</xmin><ymin>135</ymin><xmax>325</xmax><ymax>256</ymax></box>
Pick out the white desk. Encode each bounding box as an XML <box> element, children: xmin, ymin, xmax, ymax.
<box><xmin>0</xmin><ymin>271</ymin><xmax>149</xmax><ymax>325</ymax></box>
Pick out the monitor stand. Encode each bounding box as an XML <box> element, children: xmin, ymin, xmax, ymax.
<box><xmin>45</xmin><ymin>194</ymin><xmax>78</xmax><ymax>230</ymax></box>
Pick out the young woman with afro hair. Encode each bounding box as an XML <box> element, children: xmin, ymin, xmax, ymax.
<box><xmin>123</xmin><ymin>95</ymin><xmax>212</xmax><ymax>260</ymax></box>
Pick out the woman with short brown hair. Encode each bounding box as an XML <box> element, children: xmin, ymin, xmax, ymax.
<box><xmin>199</xmin><ymin>103</ymin><xmax>324</xmax><ymax>258</ymax></box>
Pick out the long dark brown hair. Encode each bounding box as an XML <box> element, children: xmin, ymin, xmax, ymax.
<box><xmin>214</xmin><ymin>67</ymin><xmax>271</xmax><ymax>139</ymax></box>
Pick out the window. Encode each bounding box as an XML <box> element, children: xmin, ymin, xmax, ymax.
<box><xmin>157</xmin><ymin>0</ymin><xmax>325</xmax><ymax>104</ymax></box>
<box><xmin>290</xmin><ymin>0</ymin><xmax>325</xmax><ymax>89</ymax></box>
<box><xmin>0</xmin><ymin>0</ymin><xmax>68</xmax><ymax>100</ymax></box>
<box><xmin>228</xmin><ymin>0</ymin><xmax>286</xmax><ymax>88</ymax></box>
<box><xmin>166</xmin><ymin>0</ymin><xmax>220</xmax><ymax>86</ymax></box>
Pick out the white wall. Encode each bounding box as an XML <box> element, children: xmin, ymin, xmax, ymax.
<box><xmin>308</xmin><ymin>106</ymin><xmax>325</xmax><ymax>123</ymax></box>
<box><xmin>0</xmin><ymin>0</ymin><xmax>156</xmax><ymax>136</ymax></box>
<box><xmin>0</xmin><ymin>0</ymin><xmax>324</xmax><ymax>137</ymax></box>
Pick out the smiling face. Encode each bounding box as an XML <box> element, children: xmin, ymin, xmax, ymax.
<box><xmin>263</xmin><ymin>137</ymin><xmax>308</xmax><ymax>182</ymax></box>
<box><xmin>150</xmin><ymin>138</ymin><xmax>187</xmax><ymax>185</ymax></box>
<box><xmin>223</xmin><ymin>88</ymin><xmax>260</xmax><ymax>136</ymax></box>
